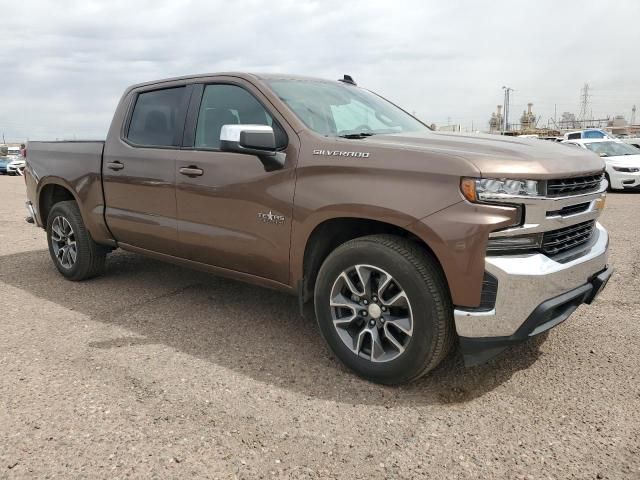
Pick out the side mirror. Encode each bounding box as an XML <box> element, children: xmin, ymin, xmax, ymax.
<box><xmin>598</xmin><ymin>152</ymin><xmax>608</xmax><ymax>157</ymax></box>
<box><xmin>220</xmin><ymin>125</ymin><xmax>276</xmax><ymax>156</ymax></box>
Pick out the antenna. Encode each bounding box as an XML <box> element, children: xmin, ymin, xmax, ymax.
<box><xmin>338</xmin><ymin>75</ymin><xmax>357</xmax><ymax>86</ymax></box>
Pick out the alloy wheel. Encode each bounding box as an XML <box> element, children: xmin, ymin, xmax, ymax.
<box><xmin>50</xmin><ymin>216</ymin><xmax>77</xmax><ymax>269</ymax></box>
<box><xmin>329</xmin><ymin>264</ymin><xmax>413</xmax><ymax>362</ymax></box>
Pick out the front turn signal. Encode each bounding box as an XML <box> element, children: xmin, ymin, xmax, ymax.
<box><xmin>460</xmin><ymin>178</ymin><xmax>477</xmax><ymax>202</ymax></box>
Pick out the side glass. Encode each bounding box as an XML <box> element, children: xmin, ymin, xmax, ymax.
<box><xmin>195</xmin><ymin>85</ymin><xmax>277</xmax><ymax>150</ymax></box>
<box><xmin>127</xmin><ymin>87</ymin><xmax>186</xmax><ymax>147</ymax></box>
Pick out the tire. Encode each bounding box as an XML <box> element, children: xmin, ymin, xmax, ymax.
<box><xmin>314</xmin><ymin>234</ymin><xmax>454</xmax><ymax>385</ymax></box>
<box><xmin>46</xmin><ymin>200</ymin><xmax>108</xmax><ymax>281</ymax></box>
<box><xmin>605</xmin><ymin>173</ymin><xmax>614</xmax><ymax>192</ymax></box>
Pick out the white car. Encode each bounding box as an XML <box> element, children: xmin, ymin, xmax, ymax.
<box><xmin>621</xmin><ymin>137</ymin><xmax>640</xmax><ymax>149</ymax></box>
<box><xmin>563</xmin><ymin>129</ymin><xmax>615</xmax><ymax>141</ymax></box>
<box><xmin>6</xmin><ymin>157</ymin><xmax>26</xmax><ymax>175</ymax></box>
<box><xmin>562</xmin><ymin>139</ymin><xmax>640</xmax><ymax>191</ymax></box>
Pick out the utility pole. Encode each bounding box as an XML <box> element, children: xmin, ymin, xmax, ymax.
<box><xmin>502</xmin><ymin>86</ymin><xmax>513</xmax><ymax>134</ymax></box>
<box><xmin>631</xmin><ymin>105</ymin><xmax>637</xmax><ymax>125</ymax></box>
<box><xmin>578</xmin><ymin>83</ymin><xmax>591</xmax><ymax>127</ymax></box>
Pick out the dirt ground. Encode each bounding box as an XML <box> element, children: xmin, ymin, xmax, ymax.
<box><xmin>0</xmin><ymin>175</ymin><xmax>638</xmax><ymax>479</ymax></box>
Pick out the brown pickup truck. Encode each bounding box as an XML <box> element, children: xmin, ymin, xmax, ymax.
<box><xmin>24</xmin><ymin>73</ymin><xmax>612</xmax><ymax>384</ymax></box>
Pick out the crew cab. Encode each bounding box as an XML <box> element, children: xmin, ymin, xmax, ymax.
<box><xmin>24</xmin><ymin>73</ymin><xmax>612</xmax><ymax>384</ymax></box>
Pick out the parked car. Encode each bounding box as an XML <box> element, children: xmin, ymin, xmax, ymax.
<box><xmin>563</xmin><ymin>139</ymin><xmax>640</xmax><ymax>191</ymax></box>
<box><xmin>0</xmin><ymin>157</ymin><xmax>10</xmax><ymax>175</ymax></box>
<box><xmin>7</xmin><ymin>157</ymin><xmax>26</xmax><ymax>175</ymax></box>
<box><xmin>7</xmin><ymin>146</ymin><xmax>21</xmax><ymax>157</ymax></box>
<box><xmin>621</xmin><ymin>137</ymin><xmax>640</xmax><ymax>149</ymax></box>
<box><xmin>563</xmin><ymin>129</ymin><xmax>614</xmax><ymax>141</ymax></box>
<box><xmin>24</xmin><ymin>73</ymin><xmax>612</xmax><ymax>384</ymax></box>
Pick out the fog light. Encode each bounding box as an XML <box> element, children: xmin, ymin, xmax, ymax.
<box><xmin>486</xmin><ymin>234</ymin><xmax>542</xmax><ymax>252</ymax></box>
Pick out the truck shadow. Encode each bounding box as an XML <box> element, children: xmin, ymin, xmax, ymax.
<box><xmin>2</xmin><ymin>249</ymin><xmax>546</xmax><ymax>406</ymax></box>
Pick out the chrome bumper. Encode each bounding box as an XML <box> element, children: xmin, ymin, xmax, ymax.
<box><xmin>454</xmin><ymin>222</ymin><xmax>609</xmax><ymax>338</ymax></box>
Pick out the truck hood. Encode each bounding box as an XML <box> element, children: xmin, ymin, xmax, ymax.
<box><xmin>361</xmin><ymin>131</ymin><xmax>604</xmax><ymax>179</ymax></box>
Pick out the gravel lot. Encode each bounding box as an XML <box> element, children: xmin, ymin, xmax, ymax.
<box><xmin>0</xmin><ymin>175</ymin><xmax>638</xmax><ymax>479</ymax></box>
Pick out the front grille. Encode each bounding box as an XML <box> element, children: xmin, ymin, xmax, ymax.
<box><xmin>546</xmin><ymin>174</ymin><xmax>603</xmax><ymax>197</ymax></box>
<box><xmin>542</xmin><ymin>220</ymin><xmax>595</xmax><ymax>256</ymax></box>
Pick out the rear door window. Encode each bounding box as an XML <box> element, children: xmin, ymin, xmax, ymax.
<box><xmin>127</xmin><ymin>87</ymin><xmax>186</xmax><ymax>147</ymax></box>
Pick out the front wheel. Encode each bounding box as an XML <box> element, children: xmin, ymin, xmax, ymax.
<box><xmin>314</xmin><ymin>235</ymin><xmax>454</xmax><ymax>385</ymax></box>
<box><xmin>46</xmin><ymin>200</ymin><xmax>108</xmax><ymax>281</ymax></box>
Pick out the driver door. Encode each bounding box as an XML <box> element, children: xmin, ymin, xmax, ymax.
<box><xmin>174</xmin><ymin>80</ymin><xmax>298</xmax><ymax>284</ymax></box>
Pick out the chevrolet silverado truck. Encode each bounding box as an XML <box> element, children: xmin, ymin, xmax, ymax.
<box><xmin>24</xmin><ymin>73</ymin><xmax>612</xmax><ymax>384</ymax></box>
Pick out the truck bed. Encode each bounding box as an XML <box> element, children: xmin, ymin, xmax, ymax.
<box><xmin>26</xmin><ymin>140</ymin><xmax>114</xmax><ymax>245</ymax></box>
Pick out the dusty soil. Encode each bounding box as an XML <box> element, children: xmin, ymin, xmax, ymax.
<box><xmin>0</xmin><ymin>175</ymin><xmax>638</xmax><ymax>479</ymax></box>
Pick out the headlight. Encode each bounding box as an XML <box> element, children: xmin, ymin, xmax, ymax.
<box><xmin>612</xmin><ymin>166</ymin><xmax>640</xmax><ymax>173</ymax></box>
<box><xmin>460</xmin><ymin>177</ymin><xmax>540</xmax><ymax>202</ymax></box>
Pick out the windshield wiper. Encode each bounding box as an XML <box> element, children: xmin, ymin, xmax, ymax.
<box><xmin>338</xmin><ymin>132</ymin><xmax>376</xmax><ymax>139</ymax></box>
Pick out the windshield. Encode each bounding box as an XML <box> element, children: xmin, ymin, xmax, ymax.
<box><xmin>584</xmin><ymin>141</ymin><xmax>640</xmax><ymax>157</ymax></box>
<box><xmin>267</xmin><ymin>79</ymin><xmax>428</xmax><ymax>137</ymax></box>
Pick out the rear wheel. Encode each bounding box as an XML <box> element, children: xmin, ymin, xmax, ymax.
<box><xmin>46</xmin><ymin>200</ymin><xmax>108</xmax><ymax>281</ymax></box>
<box><xmin>314</xmin><ymin>235</ymin><xmax>454</xmax><ymax>384</ymax></box>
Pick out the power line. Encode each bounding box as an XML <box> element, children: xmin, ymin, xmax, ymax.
<box><xmin>578</xmin><ymin>83</ymin><xmax>591</xmax><ymax>122</ymax></box>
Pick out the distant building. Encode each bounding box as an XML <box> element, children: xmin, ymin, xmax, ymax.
<box><xmin>520</xmin><ymin>103</ymin><xmax>536</xmax><ymax>131</ymax></box>
<box><xmin>488</xmin><ymin>105</ymin><xmax>503</xmax><ymax>133</ymax></box>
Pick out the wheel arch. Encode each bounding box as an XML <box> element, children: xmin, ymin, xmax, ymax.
<box><xmin>297</xmin><ymin>216</ymin><xmax>447</xmax><ymax>308</ymax></box>
<box><xmin>38</xmin><ymin>179</ymin><xmax>80</xmax><ymax>227</ymax></box>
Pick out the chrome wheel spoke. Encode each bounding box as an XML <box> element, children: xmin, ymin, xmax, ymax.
<box><xmin>330</xmin><ymin>293</ymin><xmax>359</xmax><ymax>326</ymax></box>
<box><xmin>382</xmin><ymin>291</ymin><xmax>409</xmax><ymax>308</ymax></box>
<box><xmin>369</xmin><ymin>327</ymin><xmax>385</xmax><ymax>361</ymax></box>
<box><xmin>68</xmin><ymin>243</ymin><xmax>77</xmax><ymax>263</ymax></box>
<box><xmin>377</xmin><ymin>272</ymin><xmax>392</xmax><ymax>298</ymax></box>
<box><xmin>338</xmin><ymin>272</ymin><xmax>364</xmax><ymax>297</ymax></box>
<box><xmin>51</xmin><ymin>225</ymin><xmax>64</xmax><ymax>241</ymax></box>
<box><xmin>355</xmin><ymin>265</ymin><xmax>373</xmax><ymax>298</ymax></box>
<box><xmin>383</xmin><ymin>325</ymin><xmax>406</xmax><ymax>354</ymax></box>
<box><xmin>352</xmin><ymin>327</ymin><xmax>368</xmax><ymax>355</ymax></box>
<box><xmin>386</xmin><ymin>316</ymin><xmax>413</xmax><ymax>336</ymax></box>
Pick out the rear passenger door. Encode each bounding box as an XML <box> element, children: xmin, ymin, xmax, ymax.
<box><xmin>103</xmin><ymin>85</ymin><xmax>190</xmax><ymax>256</ymax></box>
<box><xmin>174</xmin><ymin>80</ymin><xmax>298</xmax><ymax>284</ymax></box>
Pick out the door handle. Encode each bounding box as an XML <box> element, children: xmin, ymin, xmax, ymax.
<box><xmin>106</xmin><ymin>161</ymin><xmax>124</xmax><ymax>171</ymax></box>
<box><xmin>179</xmin><ymin>166</ymin><xmax>204</xmax><ymax>177</ymax></box>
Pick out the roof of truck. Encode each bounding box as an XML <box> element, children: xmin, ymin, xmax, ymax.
<box><xmin>127</xmin><ymin>72</ymin><xmax>341</xmax><ymax>91</ymax></box>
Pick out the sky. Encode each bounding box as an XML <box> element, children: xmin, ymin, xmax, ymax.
<box><xmin>1</xmin><ymin>0</ymin><xmax>639</xmax><ymax>141</ymax></box>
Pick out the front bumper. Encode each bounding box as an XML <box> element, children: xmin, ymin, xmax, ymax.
<box><xmin>455</xmin><ymin>222</ymin><xmax>610</xmax><ymax>366</ymax></box>
<box><xmin>611</xmin><ymin>171</ymin><xmax>640</xmax><ymax>190</ymax></box>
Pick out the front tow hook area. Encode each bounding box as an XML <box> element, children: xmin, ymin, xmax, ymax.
<box><xmin>459</xmin><ymin>265</ymin><xmax>613</xmax><ymax>367</ymax></box>
<box><xmin>585</xmin><ymin>266</ymin><xmax>613</xmax><ymax>304</ymax></box>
